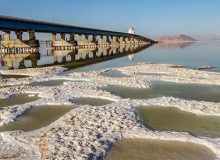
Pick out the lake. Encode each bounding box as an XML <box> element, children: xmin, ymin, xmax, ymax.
<box><xmin>1</xmin><ymin>42</ymin><xmax>220</xmax><ymax>72</ymax></box>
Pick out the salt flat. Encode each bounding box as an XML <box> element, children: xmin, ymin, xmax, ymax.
<box><xmin>0</xmin><ymin>63</ymin><xmax>220</xmax><ymax>159</ymax></box>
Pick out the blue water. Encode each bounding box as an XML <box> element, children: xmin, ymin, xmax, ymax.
<box><xmin>72</xmin><ymin>42</ymin><xmax>220</xmax><ymax>72</ymax></box>
<box><xmin>1</xmin><ymin>41</ymin><xmax>220</xmax><ymax>72</ymax></box>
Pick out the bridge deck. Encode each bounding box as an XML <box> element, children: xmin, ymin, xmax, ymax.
<box><xmin>0</xmin><ymin>15</ymin><xmax>154</xmax><ymax>42</ymax></box>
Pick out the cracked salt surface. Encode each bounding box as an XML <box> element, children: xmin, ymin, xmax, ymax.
<box><xmin>0</xmin><ymin>63</ymin><xmax>220</xmax><ymax>159</ymax></box>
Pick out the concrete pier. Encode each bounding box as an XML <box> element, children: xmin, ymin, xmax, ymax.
<box><xmin>0</xmin><ymin>30</ymin><xmax>39</xmax><ymax>54</ymax></box>
<box><xmin>0</xmin><ymin>15</ymin><xmax>156</xmax><ymax>69</ymax></box>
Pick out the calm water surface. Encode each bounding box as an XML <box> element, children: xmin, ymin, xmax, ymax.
<box><xmin>138</xmin><ymin>106</ymin><xmax>220</xmax><ymax>137</ymax></box>
<box><xmin>0</xmin><ymin>74</ymin><xmax>29</xmax><ymax>79</ymax></box>
<box><xmin>1</xmin><ymin>42</ymin><xmax>220</xmax><ymax>73</ymax></box>
<box><xmin>0</xmin><ymin>105</ymin><xmax>75</xmax><ymax>132</ymax></box>
<box><xmin>71</xmin><ymin>97</ymin><xmax>113</xmax><ymax>106</ymax></box>
<box><xmin>105</xmin><ymin>138</ymin><xmax>216</xmax><ymax>160</ymax></box>
<box><xmin>0</xmin><ymin>94</ymin><xmax>39</xmax><ymax>108</ymax></box>
<box><xmin>30</xmin><ymin>80</ymin><xmax>68</xmax><ymax>87</ymax></box>
<box><xmin>101</xmin><ymin>70</ymin><xmax>130</xmax><ymax>78</ymax></box>
<box><xmin>104</xmin><ymin>81</ymin><xmax>220</xmax><ymax>102</ymax></box>
<box><xmin>72</xmin><ymin>42</ymin><xmax>220</xmax><ymax>72</ymax></box>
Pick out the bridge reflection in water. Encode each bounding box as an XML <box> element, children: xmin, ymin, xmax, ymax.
<box><xmin>0</xmin><ymin>42</ymin><xmax>152</xmax><ymax>70</ymax></box>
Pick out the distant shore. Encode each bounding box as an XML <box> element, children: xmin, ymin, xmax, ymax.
<box><xmin>157</xmin><ymin>34</ymin><xmax>197</xmax><ymax>43</ymax></box>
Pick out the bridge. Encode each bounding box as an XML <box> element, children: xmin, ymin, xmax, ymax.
<box><xmin>0</xmin><ymin>15</ymin><xmax>155</xmax><ymax>54</ymax></box>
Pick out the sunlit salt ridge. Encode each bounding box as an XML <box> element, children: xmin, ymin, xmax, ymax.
<box><xmin>1</xmin><ymin>63</ymin><xmax>220</xmax><ymax>159</ymax></box>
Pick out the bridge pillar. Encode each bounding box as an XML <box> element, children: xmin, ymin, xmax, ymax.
<box><xmin>115</xmin><ymin>36</ymin><xmax>120</xmax><ymax>46</ymax></box>
<box><xmin>119</xmin><ymin>36</ymin><xmax>126</xmax><ymax>45</ymax></box>
<box><xmin>134</xmin><ymin>38</ymin><xmax>139</xmax><ymax>44</ymax></box>
<box><xmin>92</xmin><ymin>34</ymin><xmax>97</xmax><ymax>47</ymax></box>
<box><xmin>101</xmin><ymin>35</ymin><xmax>110</xmax><ymax>47</ymax></box>
<box><xmin>60</xmin><ymin>33</ymin><xmax>66</xmax><ymax>41</ymax></box>
<box><xmin>51</xmin><ymin>33</ymin><xmax>56</xmax><ymax>41</ymax></box>
<box><xmin>119</xmin><ymin>45</ymin><xmax>126</xmax><ymax>53</ymax></box>
<box><xmin>2</xmin><ymin>31</ymin><xmax>10</xmax><ymax>41</ymax></box>
<box><xmin>106</xmin><ymin>36</ymin><xmax>111</xmax><ymax>44</ymax></box>
<box><xmin>0</xmin><ymin>31</ymin><xmax>39</xmax><ymax>54</ymax></box>
<box><xmin>125</xmin><ymin>37</ymin><xmax>130</xmax><ymax>45</ymax></box>
<box><xmin>98</xmin><ymin>35</ymin><xmax>103</xmax><ymax>46</ymax></box>
<box><xmin>130</xmin><ymin>37</ymin><xmax>135</xmax><ymax>44</ymax></box>
<box><xmin>77</xmin><ymin>34</ymin><xmax>82</xmax><ymax>46</ymax></box>
<box><xmin>50</xmin><ymin>33</ymin><xmax>75</xmax><ymax>50</ymax></box>
<box><xmin>92</xmin><ymin>34</ymin><xmax>96</xmax><ymax>42</ymax></box>
<box><xmin>28</xmin><ymin>31</ymin><xmax>36</xmax><ymax>40</ymax></box>
<box><xmin>70</xmin><ymin>33</ymin><xmax>75</xmax><ymax>42</ymax></box>
<box><xmin>109</xmin><ymin>36</ymin><xmax>115</xmax><ymax>46</ymax></box>
<box><xmin>77</xmin><ymin>34</ymin><xmax>81</xmax><ymax>41</ymax></box>
<box><xmin>76</xmin><ymin>34</ymin><xmax>97</xmax><ymax>48</ymax></box>
<box><xmin>4</xmin><ymin>60</ymin><xmax>14</xmax><ymax>69</ymax></box>
<box><xmin>15</xmin><ymin>31</ymin><xmax>23</xmax><ymax>41</ymax></box>
<box><xmin>99</xmin><ymin>35</ymin><xmax>103</xmax><ymax>42</ymax></box>
<box><xmin>112</xmin><ymin>36</ymin><xmax>117</xmax><ymax>42</ymax></box>
<box><xmin>84</xmin><ymin>35</ymin><xmax>89</xmax><ymax>41</ymax></box>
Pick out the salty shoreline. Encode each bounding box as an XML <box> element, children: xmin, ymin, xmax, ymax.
<box><xmin>1</xmin><ymin>63</ymin><xmax>220</xmax><ymax>159</ymax></box>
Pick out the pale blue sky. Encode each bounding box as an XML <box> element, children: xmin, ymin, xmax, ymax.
<box><xmin>0</xmin><ymin>0</ymin><xmax>219</xmax><ymax>39</ymax></box>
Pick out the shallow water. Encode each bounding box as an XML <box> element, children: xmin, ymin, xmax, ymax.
<box><xmin>1</xmin><ymin>42</ymin><xmax>220</xmax><ymax>73</ymax></box>
<box><xmin>0</xmin><ymin>105</ymin><xmax>75</xmax><ymax>132</ymax></box>
<box><xmin>71</xmin><ymin>42</ymin><xmax>220</xmax><ymax>72</ymax></box>
<box><xmin>0</xmin><ymin>74</ymin><xmax>29</xmax><ymax>79</ymax></box>
<box><xmin>104</xmin><ymin>81</ymin><xmax>220</xmax><ymax>102</ymax></box>
<box><xmin>0</xmin><ymin>94</ymin><xmax>40</xmax><ymax>108</ymax></box>
<box><xmin>105</xmin><ymin>138</ymin><xmax>215</xmax><ymax>160</ymax></box>
<box><xmin>0</xmin><ymin>42</ymin><xmax>151</xmax><ymax>70</ymax></box>
<box><xmin>103</xmin><ymin>85</ymin><xmax>162</xmax><ymax>99</ymax></box>
<box><xmin>151</xmin><ymin>81</ymin><xmax>220</xmax><ymax>102</ymax></box>
<box><xmin>71</xmin><ymin>97</ymin><xmax>113</xmax><ymax>106</ymax></box>
<box><xmin>137</xmin><ymin>72</ymin><xmax>168</xmax><ymax>76</ymax></box>
<box><xmin>101</xmin><ymin>70</ymin><xmax>130</xmax><ymax>78</ymax></box>
<box><xmin>138</xmin><ymin>106</ymin><xmax>220</xmax><ymax>137</ymax></box>
<box><xmin>30</xmin><ymin>80</ymin><xmax>67</xmax><ymax>87</ymax></box>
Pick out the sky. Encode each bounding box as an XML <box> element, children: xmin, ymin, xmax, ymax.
<box><xmin>0</xmin><ymin>0</ymin><xmax>220</xmax><ymax>39</ymax></box>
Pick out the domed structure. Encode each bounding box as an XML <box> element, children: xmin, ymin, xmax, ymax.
<box><xmin>128</xmin><ymin>27</ymin><xmax>135</xmax><ymax>34</ymax></box>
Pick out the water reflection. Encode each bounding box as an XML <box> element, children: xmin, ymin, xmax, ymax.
<box><xmin>0</xmin><ymin>52</ymin><xmax>40</xmax><ymax>69</ymax></box>
<box><xmin>0</xmin><ymin>42</ymin><xmax>152</xmax><ymax>70</ymax></box>
<box><xmin>156</xmin><ymin>42</ymin><xmax>194</xmax><ymax>49</ymax></box>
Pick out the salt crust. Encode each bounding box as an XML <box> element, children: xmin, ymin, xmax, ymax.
<box><xmin>0</xmin><ymin>63</ymin><xmax>220</xmax><ymax>159</ymax></box>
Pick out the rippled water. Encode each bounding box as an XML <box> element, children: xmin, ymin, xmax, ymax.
<box><xmin>138</xmin><ymin>106</ymin><xmax>220</xmax><ymax>137</ymax></box>
<box><xmin>0</xmin><ymin>105</ymin><xmax>75</xmax><ymax>132</ymax></box>
<box><xmin>105</xmin><ymin>138</ymin><xmax>215</xmax><ymax>160</ymax></box>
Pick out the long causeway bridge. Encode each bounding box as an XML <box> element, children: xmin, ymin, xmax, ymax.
<box><xmin>0</xmin><ymin>15</ymin><xmax>155</xmax><ymax>54</ymax></box>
